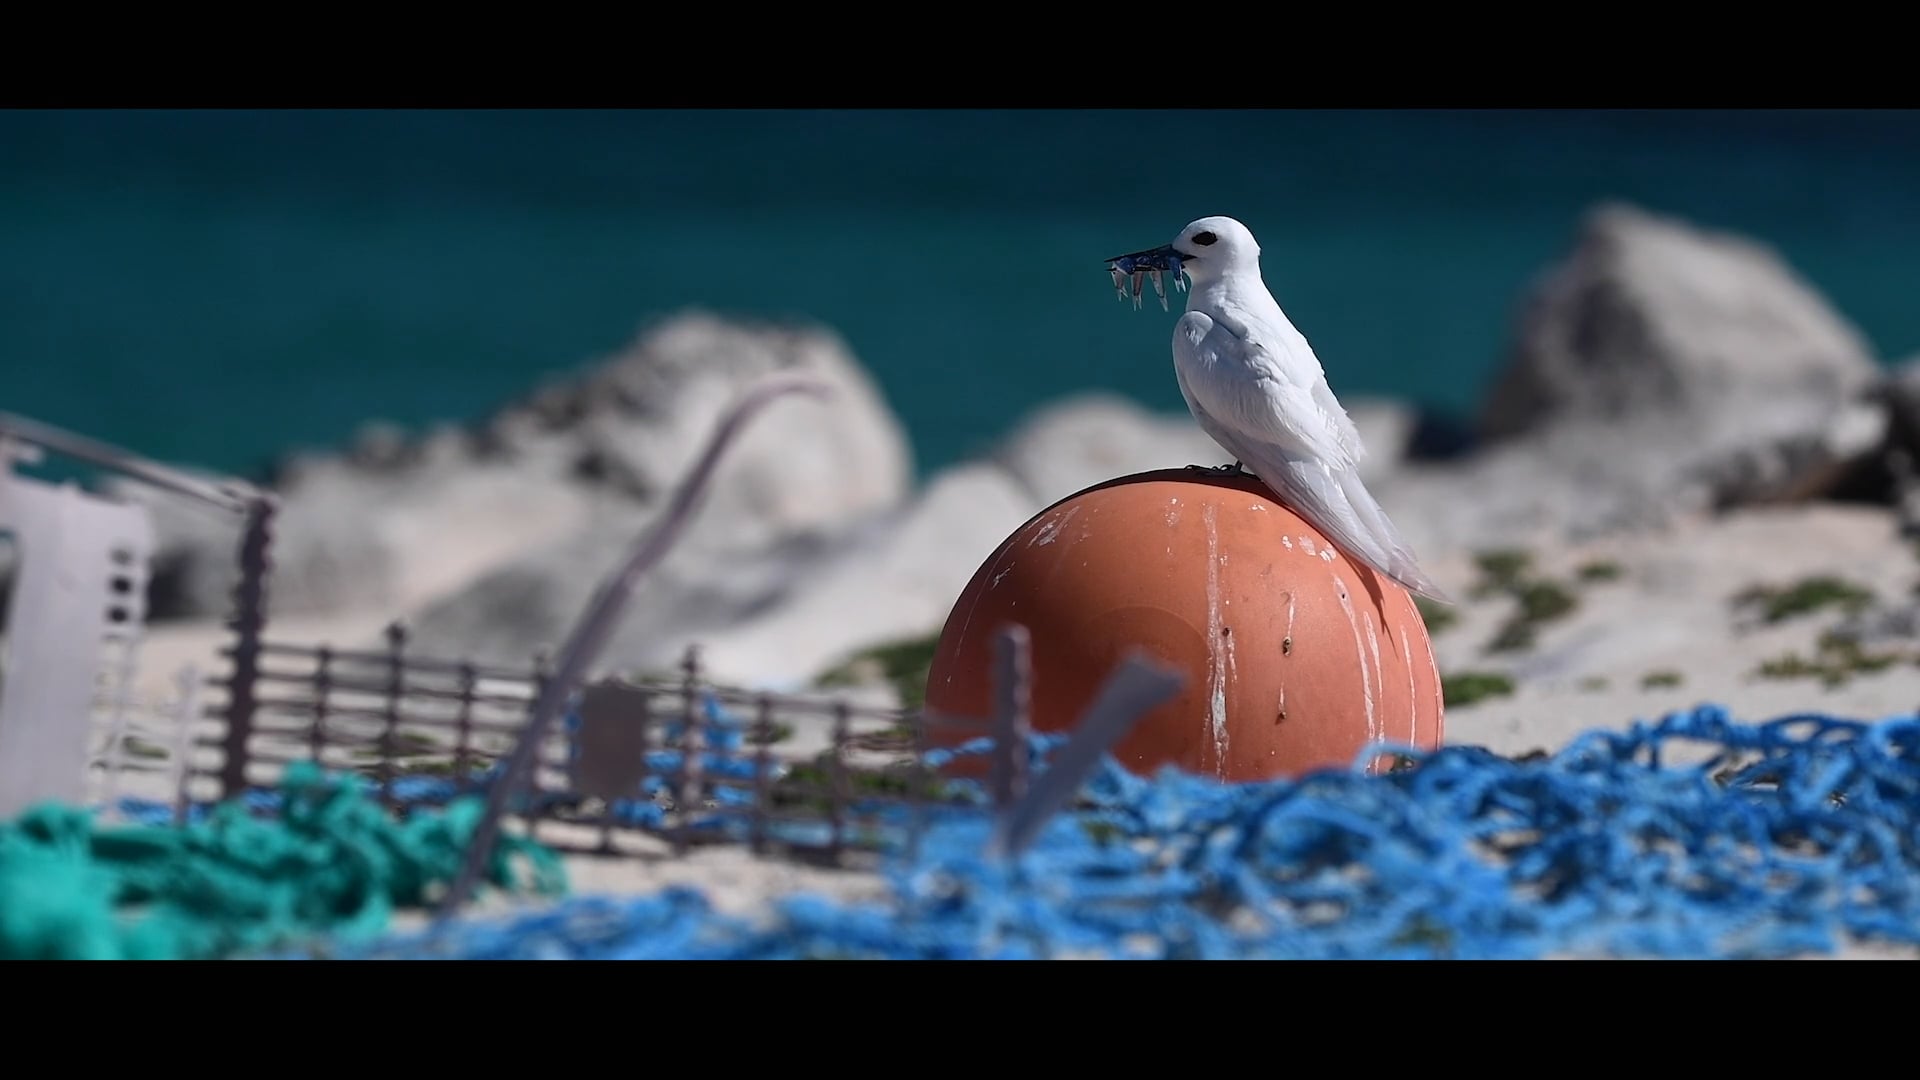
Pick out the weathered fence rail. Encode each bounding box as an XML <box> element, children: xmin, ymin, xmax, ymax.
<box><xmin>84</xmin><ymin>622</ymin><xmax>1028</xmax><ymax>866</ymax></box>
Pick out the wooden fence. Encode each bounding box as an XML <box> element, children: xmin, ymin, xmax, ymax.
<box><xmin>13</xmin><ymin>408</ymin><xmax>1159</xmax><ymax>867</ymax></box>
<box><xmin>128</xmin><ymin>621</ymin><xmax>1029</xmax><ymax>864</ymax></box>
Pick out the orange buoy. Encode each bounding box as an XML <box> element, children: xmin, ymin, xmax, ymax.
<box><xmin>923</xmin><ymin>468</ymin><xmax>1443</xmax><ymax>783</ymax></box>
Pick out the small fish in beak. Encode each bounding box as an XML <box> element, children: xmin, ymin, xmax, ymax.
<box><xmin>1104</xmin><ymin>244</ymin><xmax>1187</xmax><ymax>311</ymax></box>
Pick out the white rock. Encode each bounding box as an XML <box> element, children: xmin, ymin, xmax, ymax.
<box><xmin>693</xmin><ymin>463</ymin><xmax>1045</xmax><ymax>689</ymax></box>
<box><xmin>1376</xmin><ymin>202</ymin><xmax>1892</xmax><ymax>562</ymax></box>
<box><xmin>992</xmin><ymin>393</ymin><xmax>1224</xmax><ymax>507</ymax></box>
<box><xmin>1480</xmin><ymin>201</ymin><xmax>1879</xmax><ymax>448</ymax></box>
<box><xmin>127</xmin><ymin>312</ymin><xmax>913</xmax><ymax>620</ymax></box>
<box><xmin>391</xmin><ymin>497</ymin><xmax>853</xmax><ymax>676</ymax></box>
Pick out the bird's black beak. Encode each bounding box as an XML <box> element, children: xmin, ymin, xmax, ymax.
<box><xmin>1103</xmin><ymin>244</ymin><xmax>1187</xmax><ymax>275</ymax></box>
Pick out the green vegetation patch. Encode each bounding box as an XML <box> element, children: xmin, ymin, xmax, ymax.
<box><xmin>1442</xmin><ymin>670</ymin><xmax>1516</xmax><ymax>708</ymax></box>
<box><xmin>1754</xmin><ymin>631</ymin><xmax>1903</xmax><ymax>688</ymax></box>
<box><xmin>1415</xmin><ymin>595</ymin><xmax>1458</xmax><ymax>635</ymax></box>
<box><xmin>1732</xmin><ymin>576</ymin><xmax>1874</xmax><ymax>625</ymax></box>
<box><xmin>1468</xmin><ymin>548</ymin><xmax>1582</xmax><ymax>654</ymax></box>
<box><xmin>1576</xmin><ymin>560</ymin><xmax>1623</xmax><ymax>583</ymax></box>
<box><xmin>814</xmin><ymin>630</ymin><xmax>943</xmax><ymax>709</ymax></box>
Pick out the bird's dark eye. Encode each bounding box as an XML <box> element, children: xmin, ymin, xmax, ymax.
<box><xmin>1192</xmin><ymin>231</ymin><xmax>1217</xmax><ymax>246</ymax></box>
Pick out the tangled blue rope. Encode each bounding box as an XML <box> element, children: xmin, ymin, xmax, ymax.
<box><xmin>300</xmin><ymin>703</ymin><xmax>1920</xmax><ymax>960</ymax></box>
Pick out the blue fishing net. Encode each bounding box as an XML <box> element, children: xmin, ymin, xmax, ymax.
<box><xmin>309</xmin><ymin>703</ymin><xmax>1920</xmax><ymax>960</ymax></box>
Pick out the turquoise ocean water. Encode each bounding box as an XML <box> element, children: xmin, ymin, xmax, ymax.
<box><xmin>3</xmin><ymin>109</ymin><xmax>1916</xmax><ymax>480</ymax></box>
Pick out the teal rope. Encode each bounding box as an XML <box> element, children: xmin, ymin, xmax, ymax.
<box><xmin>0</xmin><ymin>761</ymin><xmax>566</xmax><ymax>960</ymax></box>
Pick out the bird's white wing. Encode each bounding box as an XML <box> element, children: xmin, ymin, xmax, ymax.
<box><xmin>1173</xmin><ymin>310</ymin><xmax>1363</xmax><ymax>473</ymax></box>
<box><xmin>1170</xmin><ymin>306</ymin><xmax>1448</xmax><ymax>602</ymax></box>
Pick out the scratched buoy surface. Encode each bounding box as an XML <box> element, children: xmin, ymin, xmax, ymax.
<box><xmin>923</xmin><ymin>468</ymin><xmax>1443</xmax><ymax>782</ymax></box>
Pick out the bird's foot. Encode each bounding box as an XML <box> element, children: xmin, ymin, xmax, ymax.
<box><xmin>1183</xmin><ymin>461</ymin><xmax>1251</xmax><ymax>476</ymax></box>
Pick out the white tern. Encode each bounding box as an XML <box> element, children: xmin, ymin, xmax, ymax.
<box><xmin>1106</xmin><ymin>215</ymin><xmax>1451</xmax><ymax>603</ymax></box>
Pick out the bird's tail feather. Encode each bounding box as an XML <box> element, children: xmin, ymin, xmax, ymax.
<box><xmin>1246</xmin><ymin>448</ymin><xmax>1452</xmax><ymax>604</ymax></box>
<box><xmin>1332</xmin><ymin>466</ymin><xmax>1452</xmax><ymax>604</ymax></box>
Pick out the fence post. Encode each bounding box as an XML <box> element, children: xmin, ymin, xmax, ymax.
<box><xmin>828</xmin><ymin>701</ymin><xmax>851</xmax><ymax>861</ymax></box>
<box><xmin>97</xmin><ymin>682</ymin><xmax>132</xmax><ymax>823</ymax></box>
<box><xmin>750</xmin><ymin>693</ymin><xmax>774</xmax><ymax>855</ymax></box>
<box><xmin>988</xmin><ymin>651</ymin><xmax>1185</xmax><ymax>860</ymax></box>
<box><xmin>377</xmin><ymin>622</ymin><xmax>406</xmax><ymax>811</ymax></box>
<box><xmin>907</xmin><ymin>705</ymin><xmax>929</xmax><ymax>863</ymax></box>
<box><xmin>219</xmin><ymin>493</ymin><xmax>276</xmax><ymax>801</ymax></box>
<box><xmin>453</xmin><ymin>661</ymin><xmax>478</xmax><ymax>795</ymax></box>
<box><xmin>990</xmin><ymin>624</ymin><xmax>1033</xmax><ymax>810</ymax></box>
<box><xmin>673</xmin><ymin>645</ymin><xmax>704</xmax><ymax>855</ymax></box>
<box><xmin>526</xmin><ymin>649</ymin><xmax>552</xmax><ymax>830</ymax></box>
<box><xmin>171</xmin><ymin>663</ymin><xmax>202</xmax><ymax>826</ymax></box>
<box><xmin>310</xmin><ymin>645</ymin><xmax>333</xmax><ymax>767</ymax></box>
<box><xmin>633</xmin><ymin>685</ymin><xmax>654</xmax><ymax>838</ymax></box>
<box><xmin>98</xmin><ymin>578</ymin><xmax>147</xmax><ymax>820</ymax></box>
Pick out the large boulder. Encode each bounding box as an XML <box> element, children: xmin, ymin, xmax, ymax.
<box><xmin>1386</xmin><ymin>202</ymin><xmax>1891</xmax><ymax>558</ymax></box>
<box><xmin>390</xmin><ymin>497</ymin><xmax>856</xmax><ymax>675</ymax></box>
<box><xmin>458</xmin><ymin>311</ymin><xmax>910</xmax><ymax>546</ymax></box>
<box><xmin>1479</xmin><ymin>201</ymin><xmax>1879</xmax><ymax>448</ymax></box>
<box><xmin>124</xmin><ymin>312</ymin><xmax>913</xmax><ymax>621</ymax></box>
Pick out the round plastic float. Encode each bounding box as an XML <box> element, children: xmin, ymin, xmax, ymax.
<box><xmin>922</xmin><ymin>468</ymin><xmax>1443</xmax><ymax>782</ymax></box>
